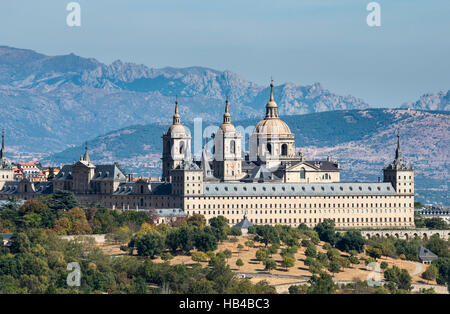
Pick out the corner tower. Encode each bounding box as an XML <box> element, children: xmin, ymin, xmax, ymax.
<box><xmin>383</xmin><ymin>131</ymin><xmax>414</xmax><ymax>195</ymax></box>
<box><xmin>162</xmin><ymin>98</ymin><xmax>191</xmax><ymax>182</ymax></box>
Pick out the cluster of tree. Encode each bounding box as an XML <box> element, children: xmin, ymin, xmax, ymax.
<box><xmin>313</xmin><ymin>219</ymin><xmax>366</xmax><ymax>253</ymax></box>
<box><xmin>0</xmin><ymin>228</ymin><xmax>275</xmax><ymax>294</ymax></box>
<box><xmin>414</xmin><ymin>214</ymin><xmax>449</xmax><ymax>230</ymax></box>
<box><xmin>288</xmin><ymin>272</ymin><xmax>337</xmax><ymax>294</ymax></box>
<box><xmin>125</xmin><ymin>215</ymin><xmax>242</xmax><ymax>259</ymax></box>
<box><xmin>365</xmin><ymin>234</ymin><xmax>449</xmax><ymax>262</ymax></box>
<box><xmin>383</xmin><ymin>265</ymin><xmax>412</xmax><ymax>293</ymax></box>
<box><xmin>248</xmin><ymin>224</ymin><xmax>321</xmax><ymax>272</ymax></box>
<box><xmin>0</xmin><ymin>191</ymin><xmax>152</xmax><ymax>236</ymax></box>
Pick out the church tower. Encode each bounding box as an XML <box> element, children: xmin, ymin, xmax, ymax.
<box><xmin>213</xmin><ymin>98</ymin><xmax>243</xmax><ymax>181</ymax></box>
<box><xmin>161</xmin><ymin>98</ymin><xmax>191</xmax><ymax>182</ymax></box>
<box><xmin>0</xmin><ymin>129</ymin><xmax>14</xmax><ymax>189</ymax></box>
<box><xmin>383</xmin><ymin>131</ymin><xmax>414</xmax><ymax>195</ymax></box>
<box><xmin>72</xmin><ymin>142</ymin><xmax>96</xmax><ymax>194</ymax></box>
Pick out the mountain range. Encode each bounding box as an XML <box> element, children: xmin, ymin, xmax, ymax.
<box><xmin>0</xmin><ymin>45</ymin><xmax>372</xmax><ymax>155</ymax></box>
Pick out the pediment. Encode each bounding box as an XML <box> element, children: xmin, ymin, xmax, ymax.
<box><xmin>286</xmin><ymin>161</ymin><xmax>317</xmax><ymax>172</ymax></box>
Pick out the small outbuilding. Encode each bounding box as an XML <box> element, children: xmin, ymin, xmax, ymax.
<box><xmin>418</xmin><ymin>245</ymin><xmax>438</xmax><ymax>264</ymax></box>
<box><xmin>233</xmin><ymin>215</ymin><xmax>253</xmax><ymax>235</ymax></box>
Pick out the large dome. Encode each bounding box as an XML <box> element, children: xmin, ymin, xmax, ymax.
<box><xmin>253</xmin><ymin>81</ymin><xmax>293</xmax><ymax>137</ymax></box>
<box><xmin>253</xmin><ymin>118</ymin><xmax>292</xmax><ymax>137</ymax></box>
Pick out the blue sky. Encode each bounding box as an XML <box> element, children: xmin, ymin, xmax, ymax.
<box><xmin>1</xmin><ymin>0</ymin><xmax>449</xmax><ymax>107</ymax></box>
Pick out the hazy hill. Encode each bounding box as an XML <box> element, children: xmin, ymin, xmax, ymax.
<box><xmin>0</xmin><ymin>46</ymin><xmax>368</xmax><ymax>154</ymax></box>
<box><xmin>46</xmin><ymin>109</ymin><xmax>450</xmax><ymax>205</ymax></box>
<box><xmin>402</xmin><ymin>90</ymin><xmax>450</xmax><ymax>111</ymax></box>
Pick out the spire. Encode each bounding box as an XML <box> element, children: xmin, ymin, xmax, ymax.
<box><xmin>83</xmin><ymin>141</ymin><xmax>90</xmax><ymax>163</ymax></box>
<box><xmin>223</xmin><ymin>96</ymin><xmax>231</xmax><ymax>124</ymax></box>
<box><xmin>394</xmin><ymin>129</ymin><xmax>402</xmax><ymax>163</ymax></box>
<box><xmin>201</xmin><ymin>136</ymin><xmax>213</xmax><ymax>179</ymax></box>
<box><xmin>265</xmin><ymin>79</ymin><xmax>279</xmax><ymax>119</ymax></box>
<box><xmin>0</xmin><ymin>129</ymin><xmax>4</xmax><ymax>159</ymax></box>
<box><xmin>173</xmin><ymin>96</ymin><xmax>180</xmax><ymax>125</ymax></box>
<box><xmin>270</xmin><ymin>78</ymin><xmax>274</xmax><ymax>102</ymax></box>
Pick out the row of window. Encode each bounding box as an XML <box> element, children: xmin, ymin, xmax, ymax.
<box><xmin>191</xmin><ymin>208</ymin><xmax>413</xmax><ymax>215</ymax></box>
<box><xmin>187</xmin><ymin>202</ymin><xmax>413</xmax><ymax>210</ymax></box>
<box><xmin>223</xmin><ymin>217</ymin><xmax>413</xmax><ymax>225</ymax></box>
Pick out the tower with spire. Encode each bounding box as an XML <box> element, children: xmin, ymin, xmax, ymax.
<box><xmin>72</xmin><ymin>141</ymin><xmax>96</xmax><ymax>193</ymax></box>
<box><xmin>383</xmin><ymin>131</ymin><xmax>414</xmax><ymax>195</ymax></box>
<box><xmin>212</xmin><ymin>97</ymin><xmax>243</xmax><ymax>181</ymax></box>
<box><xmin>161</xmin><ymin>97</ymin><xmax>192</xmax><ymax>182</ymax></box>
<box><xmin>0</xmin><ymin>129</ymin><xmax>13</xmax><ymax>189</ymax></box>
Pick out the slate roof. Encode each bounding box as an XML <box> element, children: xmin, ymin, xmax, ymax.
<box><xmin>54</xmin><ymin>164</ymin><xmax>126</xmax><ymax>181</ymax></box>
<box><xmin>0</xmin><ymin>181</ymin><xmax>53</xmax><ymax>195</ymax></box>
<box><xmin>113</xmin><ymin>182</ymin><xmax>171</xmax><ymax>195</ymax></box>
<box><xmin>155</xmin><ymin>208</ymin><xmax>187</xmax><ymax>217</ymax></box>
<box><xmin>242</xmin><ymin>165</ymin><xmax>283</xmax><ymax>182</ymax></box>
<box><xmin>418</xmin><ymin>246</ymin><xmax>438</xmax><ymax>261</ymax></box>
<box><xmin>233</xmin><ymin>215</ymin><xmax>254</xmax><ymax>229</ymax></box>
<box><xmin>0</xmin><ymin>181</ymin><xmax>19</xmax><ymax>194</ymax></box>
<box><xmin>204</xmin><ymin>182</ymin><xmax>396</xmax><ymax>196</ymax></box>
<box><xmin>280</xmin><ymin>160</ymin><xmax>340</xmax><ymax>171</ymax></box>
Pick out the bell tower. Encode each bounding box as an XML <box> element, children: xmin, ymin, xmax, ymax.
<box><xmin>383</xmin><ymin>131</ymin><xmax>414</xmax><ymax>195</ymax></box>
<box><xmin>213</xmin><ymin>98</ymin><xmax>243</xmax><ymax>181</ymax></box>
<box><xmin>162</xmin><ymin>98</ymin><xmax>191</xmax><ymax>182</ymax></box>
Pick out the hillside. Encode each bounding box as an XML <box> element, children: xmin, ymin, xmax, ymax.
<box><xmin>46</xmin><ymin>109</ymin><xmax>450</xmax><ymax>205</ymax></box>
<box><xmin>0</xmin><ymin>46</ymin><xmax>368</xmax><ymax>155</ymax></box>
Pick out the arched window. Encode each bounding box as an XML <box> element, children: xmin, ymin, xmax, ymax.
<box><xmin>281</xmin><ymin>144</ymin><xmax>288</xmax><ymax>156</ymax></box>
<box><xmin>141</xmin><ymin>185</ymin><xmax>144</xmax><ymax>194</ymax></box>
<box><xmin>300</xmin><ymin>167</ymin><xmax>306</xmax><ymax>179</ymax></box>
<box><xmin>267</xmin><ymin>143</ymin><xmax>272</xmax><ymax>155</ymax></box>
<box><xmin>230</xmin><ymin>140</ymin><xmax>236</xmax><ymax>154</ymax></box>
<box><xmin>179</xmin><ymin>141</ymin><xmax>185</xmax><ymax>154</ymax></box>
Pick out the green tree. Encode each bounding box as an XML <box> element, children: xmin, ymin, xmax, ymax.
<box><xmin>255</xmin><ymin>248</ymin><xmax>268</xmax><ymax>263</ymax></box>
<box><xmin>328</xmin><ymin>260</ymin><xmax>341</xmax><ymax>276</ymax></box>
<box><xmin>305</xmin><ymin>245</ymin><xmax>317</xmax><ymax>258</ymax></box>
<box><xmin>380</xmin><ymin>261</ymin><xmax>389</xmax><ymax>270</ymax></box>
<box><xmin>194</xmin><ymin>230</ymin><xmax>218</xmax><ymax>252</ymax></box>
<box><xmin>236</xmin><ymin>259</ymin><xmax>244</xmax><ymax>268</ymax></box>
<box><xmin>252</xmin><ymin>225</ymin><xmax>280</xmax><ymax>247</ymax></box>
<box><xmin>314</xmin><ymin>219</ymin><xmax>338</xmax><ymax>245</ymax></box>
<box><xmin>244</xmin><ymin>240</ymin><xmax>254</xmax><ymax>250</ymax></box>
<box><xmin>133</xmin><ymin>232</ymin><xmax>165</xmax><ymax>258</ymax></box>
<box><xmin>191</xmin><ymin>251</ymin><xmax>209</xmax><ymax>263</ymax></box>
<box><xmin>282</xmin><ymin>255</ymin><xmax>295</xmax><ymax>270</ymax></box>
<box><xmin>161</xmin><ymin>252</ymin><xmax>174</xmax><ymax>263</ymax></box>
<box><xmin>349</xmin><ymin>255</ymin><xmax>360</xmax><ymax>265</ymax></box>
<box><xmin>308</xmin><ymin>272</ymin><xmax>337</xmax><ymax>294</ymax></box>
<box><xmin>336</xmin><ymin>230</ymin><xmax>365</xmax><ymax>253</ymax></box>
<box><xmin>421</xmin><ymin>265</ymin><xmax>438</xmax><ymax>283</ymax></box>
<box><xmin>263</xmin><ymin>258</ymin><xmax>277</xmax><ymax>272</ymax></box>
<box><xmin>222</xmin><ymin>249</ymin><xmax>232</xmax><ymax>262</ymax></box>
